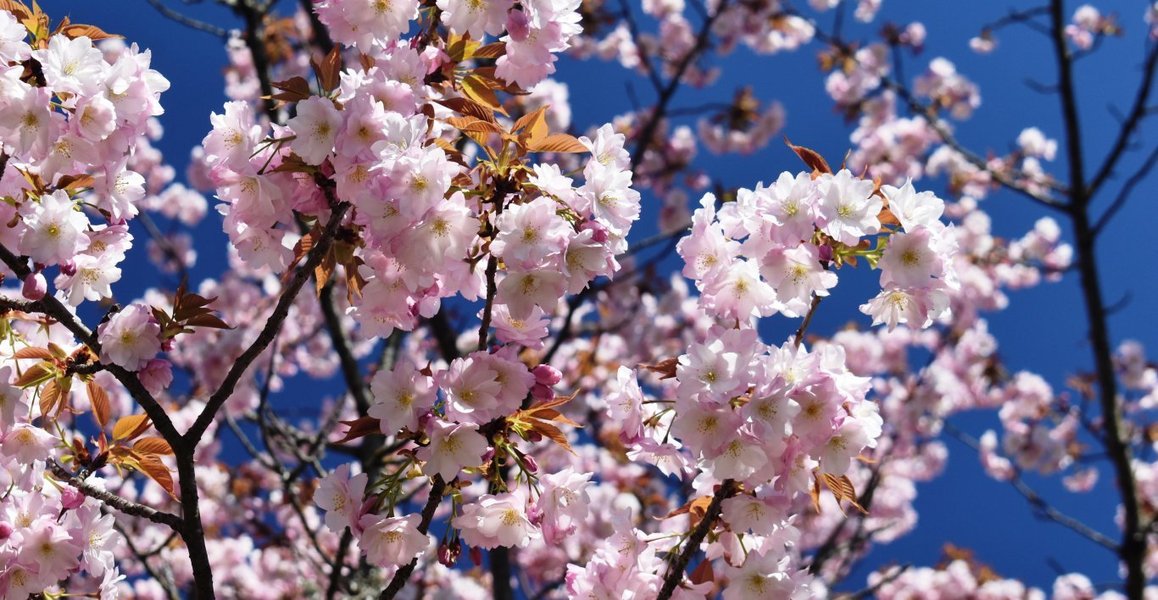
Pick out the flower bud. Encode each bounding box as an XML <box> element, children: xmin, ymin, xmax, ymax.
<box><xmin>21</xmin><ymin>272</ymin><xmax>46</xmax><ymax>301</ymax></box>
<box><xmin>59</xmin><ymin>260</ymin><xmax>77</xmax><ymax>277</ymax></box>
<box><xmin>532</xmin><ymin>364</ymin><xmax>562</xmax><ymax>386</ymax></box>
<box><xmin>531</xmin><ymin>383</ymin><xmax>554</xmax><ymax>402</ymax></box>
<box><xmin>60</xmin><ymin>487</ymin><xmax>85</xmax><ymax>510</ymax></box>
<box><xmin>0</xmin><ymin>522</ymin><xmax>13</xmax><ymax>540</ymax></box>
<box><xmin>581</xmin><ymin>220</ymin><xmax>609</xmax><ymax>243</ymax></box>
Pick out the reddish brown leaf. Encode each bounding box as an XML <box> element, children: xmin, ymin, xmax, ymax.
<box><xmin>57</xmin><ymin>174</ymin><xmax>94</xmax><ymax>192</ymax></box>
<box><xmin>461</xmin><ymin>74</ymin><xmax>507</xmax><ymax>116</ymax></box>
<box><xmin>639</xmin><ymin>358</ymin><xmax>678</xmax><ymax>380</ymax></box>
<box><xmin>334</xmin><ymin>416</ymin><xmax>382</xmax><ymax>444</ymax></box>
<box><xmin>527</xmin><ymin>133</ymin><xmax>588</xmax><ymax>154</ymax></box>
<box><xmin>446</xmin><ymin>116</ymin><xmax>504</xmax><ymax>134</ymax></box>
<box><xmin>112</xmin><ymin>414</ymin><xmax>152</xmax><ymax>442</ymax></box>
<box><xmin>57</xmin><ymin>23</ymin><xmax>121</xmax><ymax>41</ymax></box>
<box><xmin>13</xmin><ymin>347</ymin><xmax>54</xmax><ymax>360</ymax></box>
<box><xmin>137</xmin><ymin>455</ymin><xmax>176</xmax><ymax>498</ymax></box>
<box><xmin>663</xmin><ymin>494</ymin><xmax>714</xmax><ymax>528</ymax></box>
<box><xmin>271</xmin><ymin>76</ymin><xmax>311</xmax><ymax>102</ymax></box>
<box><xmin>435</xmin><ymin>97</ymin><xmax>497</xmax><ymax>123</ymax></box>
<box><xmin>472</xmin><ymin>42</ymin><xmax>506</xmax><ymax>59</ymax></box>
<box><xmin>314</xmin><ymin>248</ymin><xmax>337</xmax><ymax>296</ymax></box>
<box><xmin>528</xmin><ymin>419</ymin><xmax>575</xmax><ymax>455</ymax></box>
<box><xmin>0</xmin><ymin>0</ymin><xmax>32</xmax><ymax>21</ymax></box>
<box><xmin>87</xmin><ymin>380</ymin><xmax>110</xmax><ymax>429</ymax></box>
<box><xmin>184</xmin><ymin>314</ymin><xmax>232</xmax><ymax>330</ymax></box>
<box><xmin>689</xmin><ymin>554</ymin><xmax>715</xmax><ymax>586</ymax></box>
<box><xmin>317</xmin><ymin>46</ymin><xmax>338</xmax><ymax>92</ymax></box>
<box><xmin>13</xmin><ymin>362</ymin><xmax>53</xmax><ymax>388</ymax></box>
<box><xmin>38</xmin><ymin>379</ymin><xmax>61</xmax><ymax>417</ymax></box>
<box><xmin>133</xmin><ymin>437</ymin><xmax>174</xmax><ymax>456</ymax></box>
<box><xmin>785</xmin><ymin>137</ymin><xmax>832</xmax><ymax>175</ymax></box>
<box><xmin>513</xmin><ymin>105</ymin><xmax>548</xmax><ymax>139</ymax></box>
<box><xmin>820</xmin><ymin>472</ymin><xmax>867</xmax><ymax>514</ymax></box>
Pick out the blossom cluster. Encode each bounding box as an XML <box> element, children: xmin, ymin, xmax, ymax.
<box><xmin>677</xmin><ymin>169</ymin><xmax>958</xmax><ymax>331</ymax></box>
<box><xmin>0</xmin><ymin>12</ymin><xmax>169</xmax><ymax>307</ymax></box>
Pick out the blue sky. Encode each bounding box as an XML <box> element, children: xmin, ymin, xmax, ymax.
<box><xmin>38</xmin><ymin>0</ymin><xmax>1158</xmax><ymax>593</ymax></box>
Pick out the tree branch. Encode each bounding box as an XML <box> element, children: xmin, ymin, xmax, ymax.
<box><xmin>47</xmin><ymin>461</ymin><xmax>183</xmax><ymax>530</ymax></box>
<box><xmin>656</xmin><ymin>479</ymin><xmax>737</xmax><ymax>600</ymax></box>
<box><xmin>1092</xmin><ymin>144</ymin><xmax>1158</xmax><ymax>236</ymax></box>
<box><xmin>183</xmin><ymin>199</ymin><xmax>349</xmax><ymax>446</ymax></box>
<box><xmin>1087</xmin><ymin>42</ymin><xmax>1158</xmax><ymax>197</ymax></box>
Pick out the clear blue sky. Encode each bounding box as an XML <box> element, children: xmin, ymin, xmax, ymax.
<box><xmin>39</xmin><ymin>0</ymin><xmax>1158</xmax><ymax>592</ymax></box>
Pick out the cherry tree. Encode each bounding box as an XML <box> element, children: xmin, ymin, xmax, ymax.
<box><xmin>0</xmin><ymin>0</ymin><xmax>1154</xmax><ymax>598</ymax></box>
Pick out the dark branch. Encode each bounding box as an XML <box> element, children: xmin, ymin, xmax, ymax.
<box><xmin>48</xmin><ymin>461</ymin><xmax>183</xmax><ymax>530</ymax></box>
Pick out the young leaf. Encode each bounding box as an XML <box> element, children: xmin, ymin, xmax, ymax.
<box><xmin>38</xmin><ymin>379</ymin><xmax>61</xmax><ymax>417</ymax></box>
<box><xmin>785</xmin><ymin>137</ymin><xmax>832</xmax><ymax>175</ymax></box>
<box><xmin>133</xmin><ymin>437</ymin><xmax>174</xmax><ymax>456</ymax></box>
<box><xmin>87</xmin><ymin>380</ymin><xmax>110</xmax><ymax>429</ymax></box>
<box><xmin>334</xmin><ymin>416</ymin><xmax>382</xmax><ymax>444</ymax></box>
<box><xmin>436</xmin><ymin>97</ymin><xmax>496</xmax><ymax>123</ymax></box>
<box><xmin>13</xmin><ymin>346</ymin><xmax>54</xmax><ymax>360</ymax></box>
<box><xmin>58</xmin><ymin>23</ymin><xmax>120</xmax><ymax>41</ymax></box>
<box><xmin>527</xmin><ymin>133</ymin><xmax>588</xmax><ymax>154</ymax></box>
<box><xmin>137</xmin><ymin>455</ymin><xmax>176</xmax><ymax>498</ymax></box>
<box><xmin>820</xmin><ymin>472</ymin><xmax>867</xmax><ymax>515</ymax></box>
<box><xmin>472</xmin><ymin>42</ymin><xmax>506</xmax><ymax>59</ymax></box>
<box><xmin>13</xmin><ymin>361</ymin><xmax>54</xmax><ymax>388</ymax></box>
<box><xmin>461</xmin><ymin>74</ymin><xmax>507</xmax><ymax>116</ymax></box>
<box><xmin>271</xmin><ymin>76</ymin><xmax>312</xmax><ymax>102</ymax></box>
<box><xmin>112</xmin><ymin>414</ymin><xmax>152</xmax><ymax>442</ymax></box>
<box><xmin>311</xmin><ymin>45</ymin><xmax>343</xmax><ymax>93</ymax></box>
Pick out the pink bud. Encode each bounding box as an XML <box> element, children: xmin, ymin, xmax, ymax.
<box><xmin>60</xmin><ymin>487</ymin><xmax>85</xmax><ymax>510</ymax></box>
<box><xmin>532</xmin><ymin>365</ymin><xmax>562</xmax><ymax>386</ymax></box>
<box><xmin>522</xmin><ymin>454</ymin><xmax>538</xmax><ymax>474</ymax></box>
<box><xmin>581</xmin><ymin>220</ymin><xmax>609</xmax><ymax>243</ymax></box>
<box><xmin>0</xmin><ymin>522</ymin><xmax>12</xmax><ymax>540</ymax></box>
<box><xmin>531</xmin><ymin>383</ymin><xmax>554</xmax><ymax>402</ymax></box>
<box><xmin>59</xmin><ymin>260</ymin><xmax>77</xmax><ymax>277</ymax></box>
<box><xmin>818</xmin><ymin>243</ymin><xmax>834</xmax><ymax>263</ymax></box>
<box><xmin>21</xmin><ymin>272</ymin><xmax>46</xmax><ymax>301</ymax></box>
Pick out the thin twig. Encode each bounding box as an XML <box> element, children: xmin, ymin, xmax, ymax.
<box><xmin>144</xmin><ymin>0</ymin><xmax>230</xmax><ymax>38</ymax></box>
<box><xmin>1092</xmin><ymin>144</ymin><xmax>1158</xmax><ymax>235</ymax></box>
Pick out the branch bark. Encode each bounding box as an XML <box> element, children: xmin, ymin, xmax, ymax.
<box><xmin>656</xmin><ymin>479</ymin><xmax>737</xmax><ymax>600</ymax></box>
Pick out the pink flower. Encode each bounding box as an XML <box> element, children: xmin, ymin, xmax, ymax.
<box><xmin>357</xmin><ymin>513</ymin><xmax>427</xmax><ymax>568</ymax></box>
<box><xmin>314</xmin><ymin>464</ymin><xmax>368</xmax><ymax>534</ymax></box>
<box><xmin>368</xmin><ymin>358</ymin><xmax>436</xmax><ymax>435</ymax></box>
<box><xmin>97</xmin><ymin>304</ymin><xmax>162</xmax><ymax>371</ymax></box>
<box><xmin>416</xmin><ymin>420</ymin><xmax>488</xmax><ymax>481</ymax></box>
<box><xmin>2</xmin><ymin>423</ymin><xmax>54</xmax><ymax>463</ymax></box>
<box><xmin>457</xmin><ymin>492</ymin><xmax>538</xmax><ymax>549</ymax></box>
<box><xmin>287</xmin><ymin>96</ymin><xmax>342</xmax><ymax>165</ymax></box>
